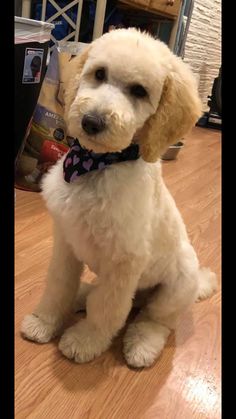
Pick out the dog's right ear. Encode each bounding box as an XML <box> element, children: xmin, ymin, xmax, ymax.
<box><xmin>138</xmin><ymin>58</ymin><xmax>202</xmax><ymax>163</ymax></box>
<box><xmin>63</xmin><ymin>47</ymin><xmax>91</xmax><ymax>122</ymax></box>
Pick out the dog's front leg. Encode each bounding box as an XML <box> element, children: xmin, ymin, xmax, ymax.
<box><xmin>59</xmin><ymin>262</ymin><xmax>140</xmax><ymax>363</ymax></box>
<box><xmin>21</xmin><ymin>221</ymin><xmax>83</xmax><ymax>343</ymax></box>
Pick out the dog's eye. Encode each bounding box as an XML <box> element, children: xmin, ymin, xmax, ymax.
<box><xmin>95</xmin><ymin>68</ymin><xmax>106</xmax><ymax>81</ymax></box>
<box><xmin>130</xmin><ymin>84</ymin><xmax>147</xmax><ymax>98</ymax></box>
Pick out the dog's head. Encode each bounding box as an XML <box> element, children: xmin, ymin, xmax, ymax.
<box><xmin>64</xmin><ymin>28</ymin><xmax>202</xmax><ymax>160</ymax></box>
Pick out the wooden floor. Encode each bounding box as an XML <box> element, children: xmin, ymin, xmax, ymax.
<box><xmin>15</xmin><ymin>127</ymin><xmax>221</xmax><ymax>419</ymax></box>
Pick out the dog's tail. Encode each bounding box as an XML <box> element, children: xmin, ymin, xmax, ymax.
<box><xmin>196</xmin><ymin>267</ymin><xmax>218</xmax><ymax>302</ymax></box>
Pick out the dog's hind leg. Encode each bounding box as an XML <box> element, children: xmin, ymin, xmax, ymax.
<box><xmin>195</xmin><ymin>267</ymin><xmax>217</xmax><ymax>302</ymax></box>
<box><xmin>123</xmin><ymin>263</ymin><xmax>199</xmax><ymax>368</ymax></box>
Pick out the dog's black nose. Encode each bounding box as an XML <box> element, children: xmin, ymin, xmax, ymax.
<box><xmin>82</xmin><ymin>113</ymin><xmax>106</xmax><ymax>135</ymax></box>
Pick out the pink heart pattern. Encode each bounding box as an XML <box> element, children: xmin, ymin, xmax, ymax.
<box><xmin>73</xmin><ymin>155</ymin><xmax>80</xmax><ymax>166</ymax></box>
<box><xmin>70</xmin><ymin>170</ymin><xmax>79</xmax><ymax>183</ymax></box>
<box><xmin>82</xmin><ymin>159</ymin><xmax>93</xmax><ymax>171</ymax></box>
<box><xmin>63</xmin><ymin>139</ymin><xmax>139</xmax><ymax>183</ymax></box>
<box><xmin>65</xmin><ymin>157</ymin><xmax>72</xmax><ymax>168</ymax></box>
<box><xmin>98</xmin><ymin>162</ymin><xmax>106</xmax><ymax>170</ymax></box>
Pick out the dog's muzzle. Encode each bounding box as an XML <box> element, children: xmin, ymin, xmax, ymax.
<box><xmin>82</xmin><ymin>113</ymin><xmax>106</xmax><ymax>135</ymax></box>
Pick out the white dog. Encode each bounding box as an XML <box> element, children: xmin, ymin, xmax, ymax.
<box><xmin>21</xmin><ymin>28</ymin><xmax>217</xmax><ymax>368</ymax></box>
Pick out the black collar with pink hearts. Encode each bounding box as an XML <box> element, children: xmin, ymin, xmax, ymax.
<box><xmin>63</xmin><ymin>138</ymin><xmax>140</xmax><ymax>183</ymax></box>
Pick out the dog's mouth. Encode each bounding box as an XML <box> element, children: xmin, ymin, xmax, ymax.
<box><xmin>78</xmin><ymin>126</ymin><xmax>139</xmax><ymax>154</ymax></box>
<box><xmin>78</xmin><ymin>116</ymin><xmax>119</xmax><ymax>153</ymax></box>
<box><xmin>79</xmin><ymin>135</ymin><xmax>124</xmax><ymax>154</ymax></box>
<box><xmin>69</xmin><ymin>109</ymin><xmax>139</xmax><ymax>153</ymax></box>
<box><xmin>79</xmin><ymin>133</ymin><xmax>140</xmax><ymax>155</ymax></box>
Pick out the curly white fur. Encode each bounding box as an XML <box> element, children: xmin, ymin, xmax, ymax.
<box><xmin>21</xmin><ymin>29</ymin><xmax>217</xmax><ymax>368</ymax></box>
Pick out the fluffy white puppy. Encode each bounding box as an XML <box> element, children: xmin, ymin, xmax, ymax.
<box><xmin>21</xmin><ymin>28</ymin><xmax>217</xmax><ymax>368</ymax></box>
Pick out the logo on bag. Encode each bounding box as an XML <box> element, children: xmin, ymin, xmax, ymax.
<box><xmin>22</xmin><ymin>48</ymin><xmax>44</xmax><ymax>84</ymax></box>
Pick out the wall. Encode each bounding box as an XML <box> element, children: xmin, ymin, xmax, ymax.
<box><xmin>183</xmin><ymin>0</ymin><xmax>221</xmax><ymax>111</ymax></box>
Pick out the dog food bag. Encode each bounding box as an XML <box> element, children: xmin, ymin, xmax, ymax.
<box><xmin>14</xmin><ymin>17</ymin><xmax>54</xmax><ymax>163</ymax></box>
<box><xmin>15</xmin><ymin>41</ymin><xmax>88</xmax><ymax>191</ymax></box>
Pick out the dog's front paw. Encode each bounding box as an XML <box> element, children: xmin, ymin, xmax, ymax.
<box><xmin>59</xmin><ymin>320</ymin><xmax>110</xmax><ymax>363</ymax></box>
<box><xmin>21</xmin><ymin>314</ymin><xmax>59</xmax><ymax>343</ymax></box>
<box><xmin>123</xmin><ymin>322</ymin><xmax>170</xmax><ymax>368</ymax></box>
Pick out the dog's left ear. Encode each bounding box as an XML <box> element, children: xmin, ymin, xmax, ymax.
<box><xmin>138</xmin><ymin>58</ymin><xmax>202</xmax><ymax>163</ymax></box>
<box><xmin>63</xmin><ymin>46</ymin><xmax>91</xmax><ymax>123</ymax></box>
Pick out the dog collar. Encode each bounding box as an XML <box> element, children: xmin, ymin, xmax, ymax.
<box><xmin>63</xmin><ymin>138</ymin><xmax>140</xmax><ymax>183</ymax></box>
